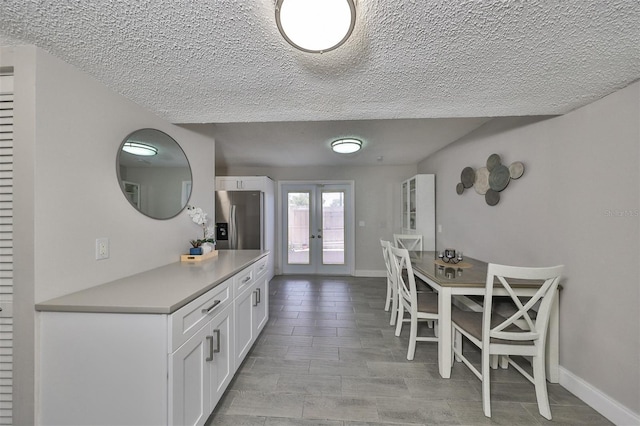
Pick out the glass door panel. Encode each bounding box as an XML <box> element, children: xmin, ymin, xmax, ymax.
<box><xmin>286</xmin><ymin>192</ymin><xmax>310</xmax><ymax>265</ymax></box>
<box><xmin>281</xmin><ymin>183</ymin><xmax>353</xmax><ymax>275</ymax></box>
<box><xmin>321</xmin><ymin>190</ymin><xmax>344</xmax><ymax>265</ymax></box>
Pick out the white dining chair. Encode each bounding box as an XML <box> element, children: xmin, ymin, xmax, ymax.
<box><xmin>389</xmin><ymin>246</ymin><xmax>438</xmax><ymax>360</ymax></box>
<box><xmin>393</xmin><ymin>234</ymin><xmax>423</xmax><ymax>252</ymax></box>
<box><xmin>451</xmin><ymin>263</ymin><xmax>563</xmax><ymax>419</ymax></box>
<box><xmin>380</xmin><ymin>239</ymin><xmax>399</xmax><ymax>325</ymax></box>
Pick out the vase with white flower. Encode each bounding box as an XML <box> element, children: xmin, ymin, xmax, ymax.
<box><xmin>187</xmin><ymin>205</ymin><xmax>216</xmax><ymax>255</ymax></box>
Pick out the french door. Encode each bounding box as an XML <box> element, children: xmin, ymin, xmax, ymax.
<box><xmin>280</xmin><ymin>182</ymin><xmax>354</xmax><ymax>275</ymax></box>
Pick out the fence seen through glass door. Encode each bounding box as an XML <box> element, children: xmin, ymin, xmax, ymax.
<box><xmin>282</xmin><ymin>183</ymin><xmax>352</xmax><ymax>275</ymax></box>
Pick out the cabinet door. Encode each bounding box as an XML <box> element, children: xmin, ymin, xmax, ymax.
<box><xmin>234</xmin><ymin>286</ymin><xmax>255</xmax><ymax>369</ymax></box>
<box><xmin>402</xmin><ymin>180</ymin><xmax>409</xmax><ymax>230</ymax></box>
<box><xmin>170</xmin><ymin>324</ymin><xmax>211</xmax><ymax>426</ymax></box>
<box><xmin>209</xmin><ymin>305</ymin><xmax>234</xmax><ymax>409</ymax></box>
<box><xmin>253</xmin><ymin>278</ymin><xmax>269</xmax><ymax>334</ymax></box>
<box><xmin>215</xmin><ymin>176</ymin><xmax>264</xmax><ymax>191</ymax></box>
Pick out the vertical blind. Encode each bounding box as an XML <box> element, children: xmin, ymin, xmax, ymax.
<box><xmin>0</xmin><ymin>74</ymin><xmax>14</xmax><ymax>425</ymax></box>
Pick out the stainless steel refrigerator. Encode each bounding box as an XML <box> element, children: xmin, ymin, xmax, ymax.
<box><xmin>215</xmin><ymin>190</ymin><xmax>263</xmax><ymax>250</ymax></box>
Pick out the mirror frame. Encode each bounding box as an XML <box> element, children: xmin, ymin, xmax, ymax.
<box><xmin>116</xmin><ymin>128</ymin><xmax>193</xmax><ymax>220</ymax></box>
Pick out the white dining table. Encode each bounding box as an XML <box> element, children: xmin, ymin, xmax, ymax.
<box><xmin>410</xmin><ymin>251</ymin><xmax>560</xmax><ymax>383</ymax></box>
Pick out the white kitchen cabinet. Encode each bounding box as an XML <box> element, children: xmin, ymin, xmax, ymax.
<box><xmin>215</xmin><ymin>176</ymin><xmax>266</xmax><ymax>191</ymax></box>
<box><xmin>253</xmin><ymin>276</ymin><xmax>269</xmax><ymax>334</ymax></box>
<box><xmin>170</xmin><ymin>318</ymin><xmax>211</xmax><ymax>426</ymax></box>
<box><xmin>233</xmin><ymin>256</ymin><xmax>270</xmax><ymax>369</ymax></box>
<box><xmin>253</xmin><ymin>254</ymin><xmax>269</xmax><ymax>334</ymax></box>
<box><xmin>170</xmin><ymin>303</ymin><xmax>234</xmax><ymax>426</ymax></box>
<box><xmin>233</xmin><ymin>281</ymin><xmax>255</xmax><ymax>369</ymax></box>
<box><xmin>401</xmin><ymin>174</ymin><xmax>436</xmax><ymax>250</ymax></box>
<box><xmin>37</xmin><ymin>251</ymin><xmax>269</xmax><ymax>426</ymax></box>
<box><xmin>209</xmin><ymin>305</ymin><xmax>234</xmax><ymax>405</ymax></box>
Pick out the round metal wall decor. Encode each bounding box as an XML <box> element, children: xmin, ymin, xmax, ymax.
<box><xmin>489</xmin><ymin>164</ymin><xmax>510</xmax><ymax>192</ymax></box>
<box><xmin>509</xmin><ymin>161</ymin><xmax>525</xmax><ymax>179</ymax></box>
<box><xmin>455</xmin><ymin>154</ymin><xmax>525</xmax><ymax>206</ymax></box>
<box><xmin>486</xmin><ymin>153</ymin><xmax>502</xmax><ymax>171</ymax></box>
<box><xmin>485</xmin><ymin>189</ymin><xmax>500</xmax><ymax>206</ymax></box>
<box><xmin>474</xmin><ymin>167</ymin><xmax>490</xmax><ymax>195</ymax></box>
<box><xmin>461</xmin><ymin>167</ymin><xmax>475</xmax><ymax>188</ymax></box>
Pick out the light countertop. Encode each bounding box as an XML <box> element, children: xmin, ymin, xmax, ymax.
<box><xmin>35</xmin><ymin>250</ymin><xmax>268</xmax><ymax>314</ymax></box>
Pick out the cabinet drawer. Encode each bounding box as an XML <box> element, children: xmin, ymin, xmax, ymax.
<box><xmin>234</xmin><ymin>266</ymin><xmax>254</xmax><ymax>298</ymax></box>
<box><xmin>169</xmin><ymin>279</ymin><xmax>231</xmax><ymax>352</ymax></box>
<box><xmin>253</xmin><ymin>256</ymin><xmax>268</xmax><ymax>279</ymax></box>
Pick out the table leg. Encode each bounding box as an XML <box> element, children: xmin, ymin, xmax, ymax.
<box><xmin>438</xmin><ymin>288</ymin><xmax>452</xmax><ymax>378</ymax></box>
<box><xmin>546</xmin><ymin>290</ymin><xmax>560</xmax><ymax>383</ymax></box>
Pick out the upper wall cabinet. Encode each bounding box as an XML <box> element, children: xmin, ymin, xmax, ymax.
<box><xmin>401</xmin><ymin>174</ymin><xmax>435</xmax><ymax>251</ymax></box>
<box><xmin>215</xmin><ymin>176</ymin><xmax>267</xmax><ymax>191</ymax></box>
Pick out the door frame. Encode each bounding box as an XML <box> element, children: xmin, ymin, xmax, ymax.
<box><xmin>277</xmin><ymin>180</ymin><xmax>355</xmax><ymax>276</ymax></box>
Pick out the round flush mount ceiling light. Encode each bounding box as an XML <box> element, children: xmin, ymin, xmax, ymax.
<box><xmin>122</xmin><ymin>142</ymin><xmax>158</xmax><ymax>156</ymax></box>
<box><xmin>331</xmin><ymin>138</ymin><xmax>362</xmax><ymax>154</ymax></box>
<box><xmin>275</xmin><ymin>0</ymin><xmax>356</xmax><ymax>53</ymax></box>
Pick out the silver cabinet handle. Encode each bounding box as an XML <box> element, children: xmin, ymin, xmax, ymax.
<box><xmin>202</xmin><ymin>300</ymin><xmax>221</xmax><ymax>314</ymax></box>
<box><xmin>242</xmin><ymin>276</ymin><xmax>251</xmax><ymax>284</ymax></box>
<box><xmin>256</xmin><ymin>287</ymin><xmax>261</xmax><ymax>304</ymax></box>
<box><xmin>253</xmin><ymin>290</ymin><xmax>258</xmax><ymax>307</ymax></box>
<box><xmin>213</xmin><ymin>329</ymin><xmax>221</xmax><ymax>353</ymax></box>
<box><xmin>206</xmin><ymin>335</ymin><xmax>214</xmax><ymax>362</ymax></box>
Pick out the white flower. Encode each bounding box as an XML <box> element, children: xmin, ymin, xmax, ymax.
<box><xmin>187</xmin><ymin>205</ymin><xmax>215</xmax><ymax>242</ymax></box>
<box><xmin>205</xmin><ymin>226</ymin><xmax>215</xmax><ymax>239</ymax></box>
<box><xmin>188</xmin><ymin>206</ymin><xmax>207</xmax><ymax>225</ymax></box>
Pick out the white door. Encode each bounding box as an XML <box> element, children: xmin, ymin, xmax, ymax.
<box><xmin>281</xmin><ymin>182</ymin><xmax>354</xmax><ymax>275</ymax></box>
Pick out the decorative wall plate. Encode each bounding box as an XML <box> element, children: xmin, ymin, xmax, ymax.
<box><xmin>489</xmin><ymin>164</ymin><xmax>510</xmax><ymax>191</ymax></box>
<box><xmin>509</xmin><ymin>161</ymin><xmax>525</xmax><ymax>179</ymax></box>
<box><xmin>486</xmin><ymin>153</ymin><xmax>502</xmax><ymax>171</ymax></box>
<box><xmin>456</xmin><ymin>154</ymin><xmax>524</xmax><ymax>206</ymax></box>
<box><xmin>485</xmin><ymin>189</ymin><xmax>500</xmax><ymax>206</ymax></box>
<box><xmin>474</xmin><ymin>167</ymin><xmax>490</xmax><ymax>194</ymax></box>
<box><xmin>461</xmin><ymin>167</ymin><xmax>475</xmax><ymax>188</ymax></box>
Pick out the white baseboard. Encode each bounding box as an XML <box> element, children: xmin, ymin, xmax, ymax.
<box><xmin>355</xmin><ymin>270</ymin><xmax>386</xmax><ymax>277</ymax></box>
<box><xmin>559</xmin><ymin>367</ymin><xmax>640</xmax><ymax>425</ymax></box>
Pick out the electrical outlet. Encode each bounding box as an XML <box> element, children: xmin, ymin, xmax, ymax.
<box><xmin>96</xmin><ymin>238</ymin><xmax>109</xmax><ymax>260</ymax></box>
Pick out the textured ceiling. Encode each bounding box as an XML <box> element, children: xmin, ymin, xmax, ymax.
<box><xmin>1</xmin><ymin>0</ymin><xmax>639</xmax><ymax>167</ymax></box>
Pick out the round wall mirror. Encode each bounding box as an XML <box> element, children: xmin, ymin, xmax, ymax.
<box><xmin>116</xmin><ymin>128</ymin><xmax>192</xmax><ymax>219</ymax></box>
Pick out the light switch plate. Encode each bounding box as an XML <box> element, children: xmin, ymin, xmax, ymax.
<box><xmin>96</xmin><ymin>237</ymin><xmax>109</xmax><ymax>260</ymax></box>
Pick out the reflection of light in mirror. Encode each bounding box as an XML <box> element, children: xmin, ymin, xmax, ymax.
<box><xmin>123</xmin><ymin>141</ymin><xmax>158</xmax><ymax>156</ymax></box>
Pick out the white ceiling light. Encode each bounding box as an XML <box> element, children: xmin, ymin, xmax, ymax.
<box><xmin>122</xmin><ymin>142</ymin><xmax>158</xmax><ymax>156</ymax></box>
<box><xmin>331</xmin><ymin>138</ymin><xmax>362</xmax><ymax>154</ymax></box>
<box><xmin>275</xmin><ymin>0</ymin><xmax>356</xmax><ymax>54</ymax></box>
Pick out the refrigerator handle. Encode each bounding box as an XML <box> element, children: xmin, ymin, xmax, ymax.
<box><xmin>230</xmin><ymin>204</ymin><xmax>237</xmax><ymax>249</ymax></box>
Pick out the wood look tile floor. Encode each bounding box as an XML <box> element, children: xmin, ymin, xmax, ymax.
<box><xmin>207</xmin><ymin>276</ymin><xmax>612</xmax><ymax>425</ymax></box>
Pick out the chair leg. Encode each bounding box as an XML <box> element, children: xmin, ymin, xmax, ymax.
<box><xmin>490</xmin><ymin>355</ymin><xmax>498</xmax><ymax>369</ymax></box>
<box><xmin>384</xmin><ymin>279</ymin><xmax>391</xmax><ymax>312</ymax></box>
<box><xmin>394</xmin><ymin>305</ymin><xmax>404</xmax><ymax>337</ymax></box>
<box><xmin>532</xmin><ymin>355</ymin><xmax>552</xmax><ymax>420</ymax></box>
<box><xmin>407</xmin><ymin>314</ymin><xmax>417</xmax><ymax>361</ymax></box>
<box><xmin>390</xmin><ymin>288</ymin><xmax>398</xmax><ymax>326</ymax></box>
<box><xmin>482</xmin><ymin>351</ymin><xmax>492</xmax><ymax>417</ymax></box>
<box><xmin>499</xmin><ymin>355</ymin><xmax>509</xmax><ymax>369</ymax></box>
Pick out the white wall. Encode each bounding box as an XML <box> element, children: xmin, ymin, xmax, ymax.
<box><xmin>4</xmin><ymin>45</ymin><xmax>216</xmax><ymax>425</ymax></box>
<box><xmin>418</xmin><ymin>82</ymin><xmax>640</xmax><ymax>422</ymax></box>
<box><xmin>219</xmin><ymin>164</ymin><xmax>417</xmax><ymax>275</ymax></box>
